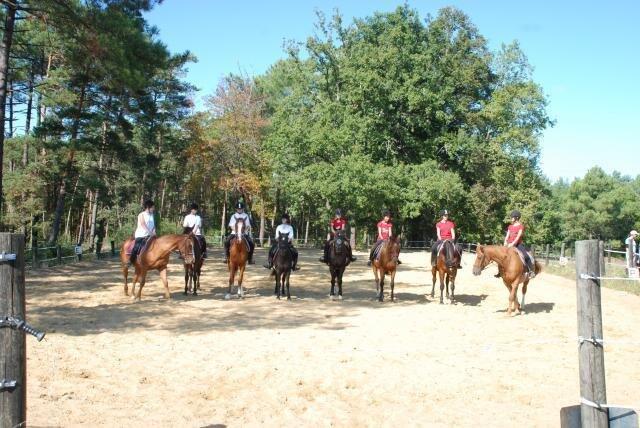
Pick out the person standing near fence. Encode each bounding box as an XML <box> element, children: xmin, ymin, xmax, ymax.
<box><xmin>625</xmin><ymin>230</ymin><xmax>638</xmax><ymax>267</ymax></box>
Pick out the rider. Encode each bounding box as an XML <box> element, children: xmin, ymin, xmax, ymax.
<box><xmin>503</xmin><ymin>210</ymin><xmax>535</xmax><ymax>278</ymax></box>
<box><xmin>263</xmin><ymin>213</ymin><xmax>300</xmax><ymax>271</ymax></box>
<box><xmin>224</xmin><ymin>202</ymin><xmax>255</xmax><ymax>264</ymax></box>
<box><xmin>131</xmin><ymin>200</ymin><xmax>156</xmax><ymax>264</ymax></box>
<box><xmin>183</xmin><ymin>202</ymin><xmax>207</xmax><ymax>258</ymax></box>
<box><xmin>625</xmin><ymin>230</ymin><xmax>639</xmax><ymax>267</ymax></box>
<box><xmin>367</xmin><ymin>210</ymin><xmax>400</xmax><ymax>266</ymax></box>
<box><xmin>431</xmin><ymin>209</ymin><xmax>461</xmax><ymax>268</ymax></box>
<box><xmin>319</xmin><ymin>208</ymin><xmax>357</xmax><ymax>264</ymax></box>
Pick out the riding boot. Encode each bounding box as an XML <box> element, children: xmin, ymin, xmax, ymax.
<box><xmin>348</xmin><ymin>246</ymin><xmax>357</xmax><ymax>262</ymax></box>
<box><xmin>527</xmin><ymin>262</ymin><xmax>536</xmax><ymax>278</ymax></box>
<box><xmin>263</xmin><ymin>245</ymin><xmax>275</xmax><ymax>269</ymax></box>
<box><xmin>319</xmin><ymin>241</ymin><xmax>329</xmax><ymax>263</ymax></box>
<box><xmin>223</xmin><ymin>236</ymin><xmax>231</xmax><ymax>263</ymax></box>
<box><xmin>430</xmin><ymin>250</ymin><xmax>437</xmax><ymax>267</ymax></box>
<box><xmin>292</xmin><ymin>251</ymin><xmax>300</xmax><ymax>271</ymax></box>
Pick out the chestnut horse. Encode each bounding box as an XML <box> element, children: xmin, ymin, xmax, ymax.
<box><xmin>120</xmin><ymin>234</ymin><xmax>193</xmax><ymax>301</ymax></box>
<box><xmin>431</xmin><ymin>240</ymin><xmax>461</xmax><ymax>304</ymax></box>
<box><xmin>372</xmin><ymin>235</ymin><xmax>401</xmax><ymax>302</ymax></box>
<box><xmin>182</xmin><ymin>234</ymin><xmax>203</xmax><ymax>296</ymax></box>
<box><xmin>327</xmin><ymin>229</ymin><xmax>350</xmax><ymax>299</ymax></box>
<box><xmin>226</xmin><ymin>217</ymin><xmax>249</xmax><ymax>299</ymax></box>
<box><xmin>472</xmin><ymin>245</ymin><xmax>541</xmax><ymax>316</ymax></box>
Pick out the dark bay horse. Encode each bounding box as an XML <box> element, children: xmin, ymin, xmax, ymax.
<box><xmin>472</xmin><ymin>245</ymin><xmax>542</xmax><ymax>316</ymax></box>
<box><xmin>372</xmin><ymin>235</ymin><xmax>401</xmax><ymax>302</ymax></box>
<box><xmin>431</xmin><ymin>240</ymin><xmax>462</xmax><ymax>304</ymax></box>
<box><xmin>328</xmin><ymin>229</ymin><xmax>350</xmax><ymax>299</ymax></box>
<box><xmin>227</xmin><ymin>218</ymin><xmax>249</xmax><ymax>299</ymax></box>
<box><xmin>182</xmin><ymin>233</ymin><xmax>203</xmax><ymax>296</ymax></box>
<box><xmin>272</xmin><ymin>232</ymin><xmax>293</xmax><ymax>300</ymax></box>
<box><xmin>120</xmin><ymin>234</ymin><xmax>193</xmax><ymax>301</ymax></box>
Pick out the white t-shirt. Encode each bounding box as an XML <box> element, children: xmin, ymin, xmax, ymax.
<box><xmin>183</xmin><ymin>213</ymin><xmax>202</xmax><ymax>235</ymax></box>
<box><xmin>229</xmin><ymin>212</ymin><xmax>251</xmax><ymax>234</ymax></box>
<box><xmin>134</xmin><ymin>211</ymin><xmax>155</xmax><ymax>239</ymax></box>
<box><xmin>275</xmin><ymin>224</ymin><xmax>294</xmax><ymax>242</ymax></box>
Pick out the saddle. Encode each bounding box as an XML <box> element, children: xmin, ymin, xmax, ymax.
<box><xmin>436</xmin><ymin>240</ymin><xmax>461</xmax><ymax>267</ymax></box>
<box><xmin>126</xmin><ymin>236</ymin><xmax>154</xmax><ymax>258</ymax></box>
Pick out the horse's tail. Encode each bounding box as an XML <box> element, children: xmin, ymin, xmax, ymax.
<box><xmin>534</xmin><ymin>261</ymin><xmax>542</xmax><ymax>275</ymax></box>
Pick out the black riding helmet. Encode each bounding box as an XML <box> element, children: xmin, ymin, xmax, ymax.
<box><xmin>382</xmin><ymin>209</ymin><xmax>391</xmax><ymax>217</ymax></box>
<box><xmin>236</xmin><ymin>202</ymin><xmax>244</xmax><ymax>210</ymax></box>
<box><xmin>281</xmin><ymin>213</ymin><xmax>290</xmax><ymax>222</ymax></box>
<box><xmin>190</xmin><ymin>203</ymin><xmax>199</xmax><ymax>211</ymax></box>
<box><xmin>439</xmin><ymin>209</ymin><xmax>450</xmax><ymax>217</ymax></box>
<box><xmin>335</xmin><ymin>208</ymin><xmax>342</xmax><ymax>216</ymax></box>
<box><xmin>510</xmin><ymin>210</ymin><xmax>521</xmax><ymax>220</ymax></box>
<box><xmin>143</xmin><ymin>200</ymin><xmax>154</xmax><ymax>209</ymax></box>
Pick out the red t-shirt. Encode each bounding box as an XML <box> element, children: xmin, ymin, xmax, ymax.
<box><xmin>436</xmin><ymin>220</ymin><xmax>455</xmax><ymax>240</ymax></box>
<box><xmin>331</xmin><ymin>217</ymin><xmax>347</xmax><ymax>230</ymax></box>
<box><xmin>377</xmin><ymin>220</ymin><xmax>392</xmax><ymax>240</ymax></box>
<box><xmin>507</xmin><ymin>223</ymin><xmax>525</xmax><ymax>245</ymax></box>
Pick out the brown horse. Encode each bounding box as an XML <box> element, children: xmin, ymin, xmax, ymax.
<box><xmin>226</xmin><ymin>217</ymin><xmax>249</xmax><ymax>299</ymax></box>
<box><xmin>431</xmin><ymin>240</ymin><xmax>461</xmax><ymax>304</ymax></box>
<box><xmin>372</xmin><ymin>235</ymin><xmax>401</xmax><ymax>302</ymax></box>
<box><xmin>472</xmin><ymin>245</ymin><xmax>542</xmax><ymax>316</ymax></box>
<box><xmin>120</xmin><ymin>234</ymin><xmax>193</xmax><ymax>301</ymax></box>
<box><xmin>182</xmin><ymin>234</ymin><xmax>203</xmax><ymax>296</ymax></box>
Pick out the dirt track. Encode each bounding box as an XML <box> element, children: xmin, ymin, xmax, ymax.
<box><xmin>25</xmin><ymin>248</ymin><xmax>640</xmax><ymax>427</ymax></box>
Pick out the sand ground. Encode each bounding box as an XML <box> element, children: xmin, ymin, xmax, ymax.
<box><xmin>24</xmin><ymin>248</ymin><xmax>640</xmax><ymax>427</ymax></box>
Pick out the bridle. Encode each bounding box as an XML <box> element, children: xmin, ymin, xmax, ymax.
<box><xmin>474</xmin><ymin>250</ymin><xmax>495</xmax><ymax>272</ymax></box>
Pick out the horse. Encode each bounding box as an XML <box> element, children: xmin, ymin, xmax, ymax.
<box><xmin>120</xmin><ymin>234</ymin><xmax>193</xmax><ymax>301</ymax></box>
<box><xmin>181</xmin><ymin>233</ymin><xmax>203</xmax><ymax>296</ymax></box>
<box><xmin>272</xmin><ymin>232</ymin><xmax>293</xmax><ymax>300</ymax></box>
<box><xmin>327</xmin><ymin>229</ymin><xmax>350</xmax><ymax>299</ymax></box>
<box><xmin>472</xmin><ymin>245</ymin><xmax>542</xmax><ymax>316</ymax></box>
<box><xmin>226</xmin><ymin>217</ymin><xmax>249</xmax><ymax>300</ymax></box>
<box><xmin>372</xmin><ymin>235</ymin><xmax>401</xmax><ymax>302</ymax></box>
<box><xmin>431</xmin><ymin>240</ymin><xmax>462</xmax><ymax>304</ymax></box>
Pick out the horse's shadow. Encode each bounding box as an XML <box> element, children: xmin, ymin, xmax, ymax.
<box><xmin>451</xmin><ymin>293</ymin><xmax>488</xmax><ymax>306</ymax></box>
<box><xmin>495</xmin><ymin>302</ymin><xmax>555</xmax><ymax>314</ymax></box>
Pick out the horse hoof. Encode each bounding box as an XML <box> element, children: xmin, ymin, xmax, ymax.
<box><xmin>224</xmin><ymin>293</ymin><xmax>231</xmax><ymax>300</ymax></box>
<box><xmin>338</xmin><ymin>295</ymin><xmax>343</xmax><ymax>300</ymax></box>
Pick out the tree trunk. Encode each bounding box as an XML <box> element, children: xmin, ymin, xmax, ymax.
<box><xmin>220</xmin><ymin>190</ymin><xmax>227</xmax><ymax>240</ymax></box>
<box><xmin>8</xmin><ymin>80</ymin><xmax>14</xmax><ymax>137</ymax></box>
<box><xmin>0</xmin><ymin>3</ymin><xmax>17</xmax><ymax>207</ymax></box>
<box><xmin>48</xmin><ymin>82</ymin><xmax>87</xmax><ymax>243</ymax></box>
<box><xmin>160</xmin><ymin>178</ymin><xmax>167</xmax><ymax>217</ymax></box>
<box><xmin>22</xmin><ymin>68</ymin><xmax>34</xmax><ymax>166</ymax></box>
<box><xmin>39</xmin><ymin>53</ymin><xmax>52</xmax><ymax>125</ymax></box>
<box><xmin>89</xmin><ymin>122</ymin><xmax>107</xmax><ymax>250</ymax></box>
<box><xmin>305</xmin><ymin>219</ymin><xmax>310</xmax><ymax>245</ymax></box>
<box><xmin>259</xmin><ymin>198</ymin><xmax>265</xmax><ymax>247</ymax></box>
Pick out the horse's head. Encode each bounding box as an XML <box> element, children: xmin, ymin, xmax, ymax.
<box><xmin>277</xmin><ymin>232</ymin><xmax>290</xmax><ymax>248</ymax></box>
<box><xmin>179</xmin><ymin>235</ymin><xmax>196</xmax><ymax>265</ymax></box>
<box><xmin>472</xmin><ymin>244</ymin><xmax>487</xmax><ymax>276</ymax></box>
<box><xmin>386</xmin><ymin>235</ymin><xmax>401</xmax><ymax>263</ymax></box>
<box><xmin>334</xmin><ymin>229</ymin><xmax>347</xmax><ymax>253</ymax></box>
<box><xmin>235</xmin><ymin>218</ymin><xmax>245</xmax><ymax>236</ymax></box>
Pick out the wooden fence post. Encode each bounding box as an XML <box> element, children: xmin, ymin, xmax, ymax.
<box><xmin>575</xmin><ymin>240</ymin><xmax>608</xmax><ymax>427</ymax></box>
<box><xmin>545</xmin><ymin>244</ymin><xmax>550</xmax><ymax>266</ymax></box>
<box><xmin>31</xmin><ymin>237</ymin><xmax>37</xmax><ymax>269</ymax></box>
<box><xmin>560</xmin><ymin>242</ymin><xmax>565</xmax><ymax>259</ymax></box>
<box><xmin>0</xmin><ymin>233</ymin><xmax>27</xmax><ymax>428</ymax></box>
<box><xmin>598</xmin><ymin>241</ymin><xmax>605</xmax><ymax>276</ymax></box>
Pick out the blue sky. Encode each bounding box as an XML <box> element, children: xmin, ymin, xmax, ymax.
<box><xmin>144</xmin><ymin>1</ymin><xmax>639</xmax><ymax>182</ymax></box>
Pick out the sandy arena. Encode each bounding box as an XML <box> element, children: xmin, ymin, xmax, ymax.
<box><xmin>24</xmin><ymin>248</ymin><xmax>640</xmax><ymax>427</ymax></box>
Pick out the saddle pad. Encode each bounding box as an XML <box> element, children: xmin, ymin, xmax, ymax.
<box><xmin>125</xmin><ymin>237</ymin><xmax>153</xmax><ymax>256</ymax></box>
<box><xmin>515</xmin><ymin>247</ymin><xmax>535</xmax><ymax>269</ymax></box>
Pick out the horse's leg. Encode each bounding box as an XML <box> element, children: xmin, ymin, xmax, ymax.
<box><xmin>238</xmin><ymin>264</ymin><xmax>245</xmax><ymax>298</ymax></box>
<box><xmin>390</xmin><ymin>269</ymin><xmax>396</xmax><ymax>302</ymax></box>
<box><xmin>378</xmin><ymin>270</ymin><xmax>385</xmax><ymax>302</ymax></box>
<box><xmin>513</xmin><ymin>283</ymin><xmax>521</xmax><ymax>314</ymax></box>
<box><xmin>338</xmin><ymin>267</ymin><xmax>344</xmax><ymax>299</ymax></box>
<box><xmin>439</xmin><ymin>269</ymin><xmax>445</xmax><ymax>304</ymax></box>
<box><xmin>450</xmin><ymin>269</ymin><xmax>456</xmax><ymax>303</ymax></box>
<box><xmin>135</xmin><ymin>270</ymin><xmax>147</xmax><ymax>301</ymax></box>
<box><xmin>123</xmin><ymin>263</ymin><xmax>129</xmax><ymax>296</ymax></box>
<box><xmin>276</xmin><ymin>270</ymin><xmax>281</xmax><ymax>300</ymax></box>
<box><xmin>506</xmin><ymin>281</ymin><xmax>518</xmax><ymax>316</ymax></box>
<box><xmin>226</xmin><ymin>265</ymin><xmax>235</xmax><ymax>300</ymax></box>
<box><xmin>160</xmin><ymin>267</ymin><xmax>171</xmax><ymax>299</ymax></box>
<box><xmin>521</xmin><ymin>280</ymin><xmax>528</xmax><ymax>313</ymax></box>
<box><xmin>445</xmin><ymin>270</ymin><xmax>450</xmax><ymax>299</ymax></box>
<box><xmin>431</xmin><ymin>266</ymin><xmax>436</xmax><ymax>298</ymax></box>
<box><xmin>329</xmin><ymin>267</ymin><xmax>336</xmax><ymax>298</ymax></box>
<box><xmin>373</xmin><ymin>265</ymin><xmax>380</xmax><ymax>295</ymax></box>
<box><xmin>131</xmin><ymin>268</ymin><xmax>140</xmax><ymax>299</ymax></box>
<box><xmin>184</xmin><ymin>266</ymin><xmax>189</xmax><ymax>295</ymax></box>
<box><xmin>285</xmin><ymin>270</ymin><xmax>291</xmax><ymax>300</ymax></box>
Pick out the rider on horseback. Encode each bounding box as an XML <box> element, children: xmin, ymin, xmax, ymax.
<box><xmin>367</xmin><ymin>209</ymin><xmax>401</xmax><ymax>266</ymax></box>
<box><xmin>430</xmin><ymin>209</ymin><xmax>462</xmax><ymax>268</ymax></box>
<box><xmin>131</xmin><ymin>200</ymin><xmax>156</xmax><ymax>264</ymax></box>
<box><xmin>503</xmin><ymin>210</ymin><xmax>535</xmax><ymax>278</ymax></box>
<box><xmin>224</xmin><ymin>202</ymin><xmax>255</xmax><ymax>264</ymax></box>
<box><xmin>319</xmin><ymin>209</ymin><xmax>357</xmax><ymax>264</ymax></box>
<box><xmin>264</xmin><ymin>213</ymin><xmax>300</xmax><ymax>270</ymax></box>
<box><xmin>183</xmin><ymin>203</ymin><xmax>207</xmax><ymax>258</ymax></box>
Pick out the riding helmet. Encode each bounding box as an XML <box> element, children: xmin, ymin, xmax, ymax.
<box><xmin>335</xmin><ymin>208</ymin><xmax>342</xmax><ymax>216</ymax></box>
<box><xmin>236</xmin><ymin>202</ymin><xmax>244</xmax><ymax>210</ymax></box>
<box><xmin>281</xmin><ymin>213</ymin><xmax>290</xmax><ymax>221</ymax></box>
<box><xmin>439</xmin><ymin>209</ymin><xmax>450</xmax><ymax>217</ymax></box>
<box><xmin>510</xmin><ymin>210</ymin><xmax>521</xmax><ymax>219</ymax></box>
<box><xmin>190</xmin><ymin>203</ymin><xmax>199</xmax><ymax>211</ymax></box>
<box><xmin>382</xmin><ymin>209</ymin><xmax>391</xmax><ymax>217</ymax></box>
<box><xmin>143</xmin><ymin>200</ymin><xmax>154</xmax><ymax>209</ymax></box>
